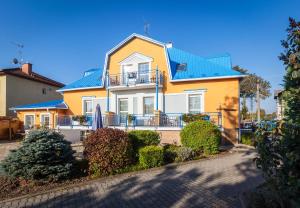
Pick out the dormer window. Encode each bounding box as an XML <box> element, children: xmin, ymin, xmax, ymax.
<box><xmin>176</xmin><ymin>63</ymin><xmax>187</xmax><ymax>71</ymax></box>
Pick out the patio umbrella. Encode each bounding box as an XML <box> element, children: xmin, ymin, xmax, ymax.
<box><xmin>92</xmin><ymin>104</ymin><xmax>103</xmax><ymax>130</ymax></box>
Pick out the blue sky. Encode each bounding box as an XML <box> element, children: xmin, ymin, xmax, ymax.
<box><xmin>1</xmin><ymin>0</ymin><xmax>299</xmax><ymax>113</ymax></box>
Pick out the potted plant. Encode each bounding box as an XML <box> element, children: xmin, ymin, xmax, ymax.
<box><xmin>127</xmin><ymin>114</ymin><xmax>136</xmax><ymax>126</ymax></box>
<box><xmin>72</xmin><ymin>116</ymin><xmax>80</xmax><ymax>126</ymax></box>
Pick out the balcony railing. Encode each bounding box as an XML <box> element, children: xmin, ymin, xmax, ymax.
<box><xmin>109</xmin><ymin>69</ymin><xmax>163</xmax><ymax>88</ymax></box>
<box><xmin>56</xmin><ymin>112</ymin><xmax>222</xmax><ymax>129</ymax></box>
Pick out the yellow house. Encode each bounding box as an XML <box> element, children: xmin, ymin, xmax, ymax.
<box><xmin>12</xmin><ymin>34</ymin><xmax>244</xmax><ymax>144</ymax></box>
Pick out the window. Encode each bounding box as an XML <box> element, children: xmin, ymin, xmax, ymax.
<box><xmin>42</xmin><ymin>88</ymin><xmax>47</xmax><ymax>94</ymax></box>
<box><xmin>138</xmin><ymin>63</ymin><xmax>149</xmax><ymax>73</ymax></box>
<box><xmin>176</xmin><ymin>63</ymin><xmax>187</xmax><ymax>71</ymax></box>
<box><xmin>144</xmin><ymin>97</ymin><xmax>154</xmax><ymax>115</ymax></box>
<box><xmin>40</xmin><ymin>114</ymin><xmax>50</xmax><ymax>128</ymax></box>
<box><xmin>83</xmin><ymin>100</ymin><xmax>93</xmax><ymax>117</ymax></box>
<box><xmin>24</xmin><ymin>115</ymin><xmax>35</xmax><ymax>130</ymax></box>
<box><xmin>188</xmin><ymin>94</ymin><xmax>201</xmax><ymax>114</ymax></box>
<box><xmin>138</xmin><ymin>63</ymin><xmax>150</xmax><ymax>83</ymax></box>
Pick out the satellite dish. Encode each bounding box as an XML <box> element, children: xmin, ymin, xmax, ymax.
<box><xmin>12</xmin><ymin>58</ymin><xmax>19</xmax><ymax>65</ymax></box>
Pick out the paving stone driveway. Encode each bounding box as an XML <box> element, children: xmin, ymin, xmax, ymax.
<box><xmin>0</xmin><ymin>147</ymin><xmax>263</xmax><ymax>208</ymax></box>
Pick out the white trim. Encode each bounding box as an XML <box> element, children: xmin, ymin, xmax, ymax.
<box><xmin>186</xmin><ymin>92</ymin><xmax>205</xmax><ymax>114</ymax></box>
<box><xmin>40</xmin><ymin>113</ymin><xmax>51</xmax><ymax>128</ymax></box>
<box><xmin>56</xmin><ymin>86</ymin><xmax>103</xmax><ymax>92</ymax></box>
<box><xmin>170</xmin><ymin>75</ymin><xmax>246</xmax><ymax>82</ymax></box>
<box><xmin>82</xmin><ymin>96</ymin><xmax>95</xmax><ymax>115</ymax></box>
<box><xmin>24</xmin><ymin>113</ymin><xmax>35</xmax><ymax>129</ymax></box>
<box><xmin>119</xmin><ymin>52</ymin><xmax>153</xmax><ymax>65</ymax></box>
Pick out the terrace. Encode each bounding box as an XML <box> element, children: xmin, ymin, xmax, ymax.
<box><xmin>56</xmin><ymin>112</ymin><xmax>222</xmax><ymax>130</ymax></box>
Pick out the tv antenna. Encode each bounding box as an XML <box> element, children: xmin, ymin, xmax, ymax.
<box><xmin>143</xmin><ymin>18</ymin><xmax>150</xmax><ymax>36</ymax></box>
<box><xmin>11</xmin><ymin>41</ymin><xmax>24</xmax><ymax>66</ymax></box>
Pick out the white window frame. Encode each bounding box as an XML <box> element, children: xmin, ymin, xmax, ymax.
<box><xmin>40</xmin><ymin>113</ymin><xmax>51</xmax><ymax>128</ymax></box>
<box><xmin>143</xmin><ymin>96</ymin><xmax>154</xmax><ymax>115</ymax></box>
<box><xmin>82</xmin><ymin>96</ymin><xmax>95</xmax><ymax>116</ymax></box>
<box><xmin>24</xmin><ymin>114</ymin><xmax>35</xmax><ymax>129</ymax></box>
<box><xmin>119</xmin><ymin>53</ymin><xmax>153</xmax><ymax>85</ymax></box>
<box><xmin>118</xmin><ymin>98</ymin><xmax>129</xmax><ymax>115</ymax></box>
<box><xmin>186</xmin><ymin>92</ymin><xmax>205</xmax><ymax>114</ymax></box>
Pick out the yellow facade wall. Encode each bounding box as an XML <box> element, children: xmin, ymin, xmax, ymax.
<box><xmin>62</xmin><ymin>88</ymin><xmax>106</xmax><ymax>115</ymax></box>
<box><xmin>107</xmin><ymin>37</ymin><xmax>240</xmax><ymax>143</ymax></box>
<box><xmin>17</xmin><ymin>109</ymin><xmax>66</xmax><ymax>129</ymax></box>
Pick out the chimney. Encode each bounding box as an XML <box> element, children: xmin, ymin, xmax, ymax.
<box><xmin>21</xmin><ymin>63</ymin><xmax>32</xmax><ymax>75</ymax></box>
<box><xmin>166</xmin><ymin>42</ymin><xmax>173</xmax><ymax>48</ymax></box>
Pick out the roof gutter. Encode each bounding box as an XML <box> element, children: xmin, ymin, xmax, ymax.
<box><xmin>57</xmin><ymin>86</ymin><xmax>104</xmax><ymax>92</ymax></box>
<box><xmin>9</xmin><ymin>107</ymin><xmax>68</xmax><ymax>111</ymax></box>
<box><xmin>169</xmin><ymin>75</ymin><xmax>247</xmax><ymax>82</ymax></box>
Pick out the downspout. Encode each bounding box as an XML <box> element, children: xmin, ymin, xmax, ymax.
<box><xmin>155</xmin><ymin>66</ymin><xmax>159</xmax><ymax>111</ymax></box>
<box><xmin>106</xmin><ymin>70</ymin><xmax>110</xmax><ymax>112</ymax></box>
<box><xmin>238</xmin><ymin>79</ymin><xmax>241</xmax><ymax>143</ymax></box>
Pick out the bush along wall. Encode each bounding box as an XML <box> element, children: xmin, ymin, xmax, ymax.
<box><xmin>128</xmin><ymin>130</ymin><xmax>160</xmax><ymax>159</ymax></box>
<box><xmin>83</xmin><ymin>128</ymin><xmax>134</xmax><ymax>177</ymax></box>
<box><xmin>180</xmin><ymin>120</ymin><xmax>221</xmax><ymax>155</ymax></box>
<box><xmin>139</xmin><ymin>145</ymin><xmax>164</xmax><ymax>168</ymax></box>
<box><xmin>1</xmin><ymin>129</ymin><xmax>75</xmax><ymax>182</ymax></box>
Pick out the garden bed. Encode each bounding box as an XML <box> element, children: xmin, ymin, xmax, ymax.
<box><xmin>0</xmin><ymin>147</ymin><xmax>233</xmax><ymax>201</ymax></box>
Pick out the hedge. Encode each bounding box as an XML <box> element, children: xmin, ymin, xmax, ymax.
<box><xmin>180</xmin><ymin>120</ymin><xmax>221</xmax><ymax>155</ymax></box>
<box><xmin>139</xmin><ymin>145</ymin><xmax>164</xmax><ymax>168</ymax></box>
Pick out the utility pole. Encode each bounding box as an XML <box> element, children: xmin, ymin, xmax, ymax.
<box><xmin>256</xmin><ymin>81</ymin><xmax>261</xmax><ymax>123</ymax></box>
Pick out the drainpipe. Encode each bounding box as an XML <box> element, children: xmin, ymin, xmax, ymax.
<box><xmin>155</xmin><ymin>66</ymin><xmax>159</xmax><ymax>111</ymax></box>
<box><xmin>106</xmin><ymin>71</ymin><xmax>110</xmax><ymax>112</ymax></box>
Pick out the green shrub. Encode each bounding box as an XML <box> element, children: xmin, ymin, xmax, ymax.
<box><xmin>241</xmin><ymin>131</ymin><xmax>254</xmax><ymax>146</ymax></box>
<box><xmin>128</xmin><ymin>130</ymin><xmax>160</xmax><ymax>157</ymax></box>
<box><xmin>163</xmin><ymin>144</ymin><xmax>179</xmax><ymax>163</ymax></box>
<box><xmin>1</xmin><ymin>129</ymin><xmax>75</xmax><ymax>182</ymax></box>
<box><xmin>83</xmin><ymin>128</ymin><xmax>133</xmax><ymax>177</ymax></box>
<box><xmin>139</xmin><ymin>145</ymin><xmax>164</xmax><ymax>168</ymax></box>
<box><xmin>175</xmin><ymin>147</ymin><xmax>195</xmax><ymax>162</ymax></box>
<box><xmin>182</xmin><ymin>113</ymin><xmax>209</xmax><ymax>123</ymax></box>
<box><xmin>180</xmin><ymin>120</ymin><xmax>221</xmax><ymax>155</ymax></box>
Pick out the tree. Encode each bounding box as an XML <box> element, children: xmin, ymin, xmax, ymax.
<box><xmin>279</xmin><ymin>18</ymin><xmax>300</xmax><ymax>123</ymax></box>
<box><xmin>233</xmin><ymin>66</ymin><xmax>271</xmax><ymax>121</ymax></box>
<box><xmin>241</xmin><ymin>97</ymin><xmax>248</xmax><ymax>120</ymax></box>
<box><xmin>255</xmin><ymin>17</ymin><xmax>300</xmax><ymax>207</ymax></box>
<box><xmin>2</xmin><ymin>129</ymin><xmax>75</xmax><ymax>182</ymax></box>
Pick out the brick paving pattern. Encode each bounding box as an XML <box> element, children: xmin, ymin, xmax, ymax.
<box><xmin>0</xmin><ymin>147</ymin><xmax>263</xmax><ymax>208</ymax></box>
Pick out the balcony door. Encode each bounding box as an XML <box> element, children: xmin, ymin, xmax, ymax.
<box><xmin>119</xmin><ymin>98</ymin><xmax>128</xmax><ymax>124</ymax></box>
<box><xmin>122</xmin><ymin>64</ymin><xmax>135</xmax><ymax>85</ymax></box>
<box><xmin>138</xmin><ymin>63</ymin><xmax>150</xmax><ymax>84</ymax></box>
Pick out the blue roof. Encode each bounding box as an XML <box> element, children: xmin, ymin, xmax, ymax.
<box><xmin>58</xmin><ymin>68</ymin><xmax>103</xmax><ymax>92</ymax></box>
<box><xmin>11</xmin><ymin>100</ymin><xmax>68</xmax><ymax>110</ymax></box>
<box><xmin>167</xmin><ymin>47</ymin><xmax>242</xmax><ymax>80</ymax></box>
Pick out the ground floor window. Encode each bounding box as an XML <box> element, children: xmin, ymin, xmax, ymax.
<box><xmin>188</xmin><ymin>94</ymin><xmax>202</xmax><ymax>114</ymax></box>
<box><xmin>83</xmin><ymin>99</ymin><xmax>93</xmax><ymax>117</ymax></box>
<box><xmin>24</xmin><ymin>114</ymin><xmax>35</xmax><ymax>129</ymax></box>
<box><xmin>40</xmin><ymin>114</ymin><xmax>50</xmax><ymax>128</ymax></box>
<box><xmin>143</xmin><ymin>96</ymin><xmax>154</xmax><ymax>115</ymax></box>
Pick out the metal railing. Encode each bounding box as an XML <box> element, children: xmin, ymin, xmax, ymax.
<box><xmin>109</xmin><ymin>69</ymin><xmax>163</xmax><ymax>87</ymax></box>
<box><xmin>56</xmin><ymin>112</ymin><xmax>222</xmax><ymax>129</ymax></box>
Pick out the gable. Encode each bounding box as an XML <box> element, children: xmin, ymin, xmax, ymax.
<box><xmin>105</xmin><ymin>36</ymin><xmax>171</xmax><ymax>79</ymax></box>
<box><xmin>119</xmin><ymin>52</ymin><xmax>153</xmax><ymax>65</ymax></box>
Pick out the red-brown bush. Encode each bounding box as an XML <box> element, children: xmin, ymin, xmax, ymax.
<box><xmin>83</xmin><ymin>128</ymin><xmax>133</xmax><ymax>177</ymax></box>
